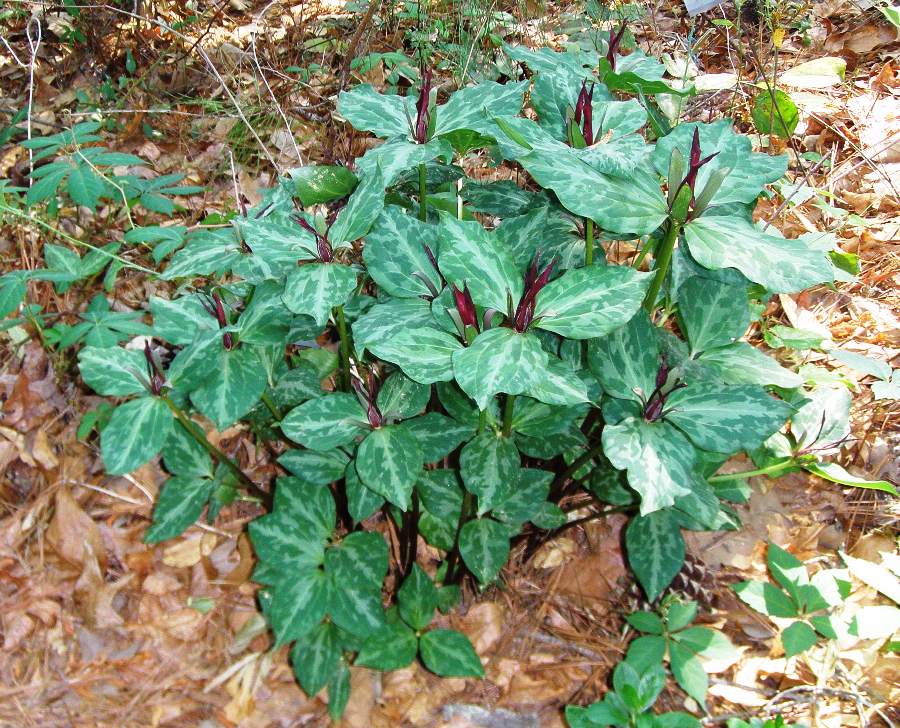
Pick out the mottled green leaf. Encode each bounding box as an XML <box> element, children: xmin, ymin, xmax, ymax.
<box><xmin>419</xmin><ymin>629</ymin><xmax>484</xmax><ymax>677</ymax></box>
<box><xmin>697</xmin><ymin>343</ymin><xmax>802</xmax><ymax>388</ymax></box>
<box><xmin>269</xmin><ymin>569</ymin><xmax>329</xmax><ymax>645</ymax></box>
<box><xmin>603</xmin><ymin>418</ymin><xmax>695</xmax><ymax>514</ymax></box>
<box><xmin>626</xmin><ymin>509</ymin><xmax>685</xmax><ymax>601</ymax></box>
<box><xmin>278</xmin><ymin>449</ymin><xmax>349</xmax><ymax>485</ymax></box>
<box><xmin>437</xmin><ymin>214</ymin><xmax>521</xmax><ymax>311</ymax></box>
<box><xmin>684</xmin><ymin>215</ymin><xmax>832</xmax><ymax>293</ymax></box>
<box><xmin>355</xmin><ymin>425</ymin><xmax>424</xmax><ymax>510</ymax></box>
<box><xmin>460</xmin><ymin>432</ymin><xmax>520</xmax><ymax>515</ymax></box>
<box><xmin>534</xmin><ymin>264</ymin><xmax>651</xmax><ymax>339</ymax></box>
<box><xmin>398</xmin><ymin>564</ymin><xmax>439</xmax><ymax>630</ymax></box>
<box><xmin>452</xmin><ymin>328</ymin><xmax>549</xmax><ymax>410</ymax></box>
<box><xmin>587</xmin><ymin>312</ymin><xmax>659</xmax><ymax>403</ymax></box>
<box><xmin>363</xmin><ymin>206</ymin><xmax>441</xmax><ymax>298</ymax></box>
<box><xmin>145</xmin><ymin>476</ymin><xmax>213</xmax><ymax>543</ymax></box>
<box><xmin>289</xmin><ymin>165</ymin><xmax>358</xmax><ymax>206</ymax></box>
<box><xmin>101</xmin><ymin>397</ymin><xmax>173</xmax><ymax>475</ymax></box>
<box><xmin>337</xmin><ymin>84</ymin><xmax>414</xmax><ymax>138</ymax></box>
<box><xmin>326</xmin><ymin>531</ymin><xmax>388</xmax><ymax>588</ymax></box>
<box><xmin>280</xmin><ymin>393</ymin><xmax>367</xmax><ymax>451</ymax></box>
<box><xmin>282</xmin><ymin>263</ymin><xmax>358</xmax><ymax>327</ymax></box>
<box><xmin>404</xmin><ymin>413</ymin><xmax>473</xmax><ymax>463</ymax></box>
<box><xmin>190</xmin><ymin>345</ymin><xmax>268</xmax><ymax>430</ymax></box>
<box><xmin>78</xmin><ymin>346</ymin><xmax>148</xmax><ymax>396</ymax></box>
<box><xmin>370</xmin><ymin>326</ymin><xmax>463</xmax><ymax>385</ymax></box>
<box><xmin>355</xmin><ymin>621</ymin><xmax>418</xmax><ymax>670</ymax></box>
<box><xmin>459</xmin><ymin>518</ymin><xmax>510</xmax><ymax>585</ymax></box>
<box><xmin>291</xmin><ymin>622</ymin><xmax>340</xmax><ymax>696</ymax></box>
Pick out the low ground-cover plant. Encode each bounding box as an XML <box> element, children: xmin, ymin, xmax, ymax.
<box><xmin>8</xmin><ymin>27</ymin><xmax>895</xmax><ymax>722</ymax></box>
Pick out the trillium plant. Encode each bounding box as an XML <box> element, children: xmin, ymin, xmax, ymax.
<box><xmin>72</xmin><ymin>31</ymin><xmax>896</xmax><ymax>721</ymax></box>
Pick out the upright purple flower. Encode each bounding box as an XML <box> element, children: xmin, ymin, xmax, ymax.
<box><xmin>201</xmin><ymin>291</ymin><xmax>234</xmax><ymax>350</ymax></box>
<box><xmin>294</xmin><ymin>215</ymin><xmax>334</xmax><ymax>263</ymax></box>
<box><xmin>414</xmin><ymin>69</ymin><xmax>433</xmax><ymax>144</ymax></box>
<box><xmin>606</xmin><ymin>22</ymin><xmax>627</xmax><ymax>71</ymax></box>
<box><xmin>451</xmin><ymin>283</ymin><xmax>478</xmax><ymax>330</ymax></box>
<box><xmin>642</xmin><ymin>357</ymin><xmax>686</xmax><ymax>422</ymax></box>
<box><xmin>680</xmin><ymin>127</ymin><xmax>720</xmax><ymax>205</ymax></box>
<box><xmin>144</xmin><ymin>341</ymin><xmax>165</xmax><ymax>396</ymax></box>
<box><xmin>513</xmin><ymin>253</ymin><xmax>555</xmax><ymax>332</ymax></box>
<box><xmin>353</xmin><ymin>371</ymin><xmax>385</xmax><ymax>428</ymax></box>
<box><xmin>572</xmin><ymin>81</ymin><xmax>595</xmax><ymax>146</ymax></box>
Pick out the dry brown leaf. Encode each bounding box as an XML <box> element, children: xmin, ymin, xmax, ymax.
<box><xmin>74</xmin><ymin>541</ymin><xmax>132</xmax><ymax>629</ymax></box>
<box><xmin>46</xmin><ymin>487</ymin><xmax>106</xmax><ymax>569</ymax></box>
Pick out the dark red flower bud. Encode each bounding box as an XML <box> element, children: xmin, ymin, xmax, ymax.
<box><xmin>295</xmin><ymin>215</ymin><xmax>333</xmax><ymax>263</ymax></box>
<box><xmin>582</xmin><ymin>83</ymin><xmax>595</xmax><ymax>145</ymax></box>
<box><xmin>414</xmin><ymin>69</ymin><xmax>433</xmax><ymax>144</ymax></box>
<box><xmin>574</xmin><ymin>82</ymin><xmax>588</xmax><ymax>125</ymax></box>
<box><xmin>451</xmin><ymin>283</ymin><xmax>478</xmax><ymax>329</ymax></box>
<box><xmin>606</xmin><ymin>22</ymin><xmax>627</xmax><ymax>71</ymax></box>
<box><xmin>681</xmin><ymin>127</ymin><xmax>720</xmax><ymax>199</ymax></box>
<box><xmin>656</xmin><ymin>356</ymin><xmax>670</xmax><ymax>389</ymax></box>
<box><xmin>514</xmin><ymin>254</ymin><xmax>555</xmax><ymax>332</ymax></box>
<box><xmin>643</xmin><ymin>392</ymin><xmax>665</xmax><ymax>422</ymax></box>
<box><xmin>144</xmin><ymin>341</ymin><xmax>165</xmax><ymax>396</ymax></box>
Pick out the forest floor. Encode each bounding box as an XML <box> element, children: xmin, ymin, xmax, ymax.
<box><xmin>0</xmin><ymin>1</ymin><xmax>898</xmax><ymax>726</ymax></box>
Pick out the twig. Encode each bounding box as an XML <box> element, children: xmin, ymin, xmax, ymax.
<box><xmin>250</xmin><ymin>0</ymin><xmax>304</xmax><ymax>165</ymax></box>
<box><xmin>338</xmin><ymin>0</ymin><xmax>381</xmax><ymax>90</ymax></box>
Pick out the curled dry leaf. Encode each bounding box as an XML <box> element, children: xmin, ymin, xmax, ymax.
<box><xmin>46</xmin><ymin>487</ymin><xmax>106</xmax><ymax>569</ymax></box>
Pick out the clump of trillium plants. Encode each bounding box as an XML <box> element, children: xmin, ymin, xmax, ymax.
<box><xmin>75</xmin><ymin>31</ymin><xmax>894</xmax><ymax>721</ymax></box>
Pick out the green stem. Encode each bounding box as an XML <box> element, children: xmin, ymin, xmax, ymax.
<box><xmin>632</xmin><ymin>236</ymin><xmax>654</xmax><ymax>270</ymax></box>
<box><xmin>445</xmin><ymin>491</ymin><xmax>474</xmax><ymax>584</ymax></box>
<box><xmin>642</xmin><ymin>219</ymin><xmax>682</xmax><ymax>313</ymax></box>
<box><xmin>585</xmin><ymin>218</ymin><xmax>594</xmax><ymax>266</ymax></box>
<box><xmin>335</xmin><ymin>305</ymin><xmax>352</xmax><ymax>392</ymax></box>
<box><xmin>550</xmin><ymin>440</ymin><xmax>605</xmax><ymax>496</ymax></box>
<box><xmin>709</xmin><ymin>459</ymin><xmax>797</xmax><ymax>483</ymax></box>
<box><xmin>418</xmin><ymin>162</ymin><xmax>427</xmax><ymax>221</ymax></box>
<box><xmin>478</xmin><ymin>408</ymin><xmax>487</xmax><ymax>434</ymax></box>
<box><xmin>261</xmin><ymin>392</ymin><xmax>282</xmax><ymax>421</ymax></box>
<box><xmin>161</xmin><ymin>395</ymin><xmax>271</xmax><ymax>507</ymax></box>
<box><xmin>584</xmin><ymin>217</ymin><xmax>594</xmax><ymax>265</ymax></box>
<box><xmin>502</xmin><ymin>394</ymin><xmax>515</xmax><ymax>437</ymax></box>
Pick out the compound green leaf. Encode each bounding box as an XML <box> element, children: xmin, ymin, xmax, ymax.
<box><xmin>144</xmin><ymin>476</ymin><xmax>213</xmax><ymax>544</ymax></box>
<box><xmin>460</xmin><ymin>432</ymin><xmax>520</xmax><ymax>515</ymax></box>
<box><xmin>732</xmin><ymin>580</ymin><xmax>798</xmax><ymax>618</ymax></box>
<box><xmin>68</xmin><ymin>164</ymin><xmax>105</xmax><ymax>210</ymax></box>
<box><xmin>602</xmin><ymin>418</ymin><xmax>695</xmax><ymax>514</ymax></box>
<box><xmin>625</xmin><ymin>509</ymin><xmax>685</xmax><ymax>601</ymax></box>
<box><xmin>452</xmin><ymin>328</ymin><xmax>548</xmax><ymax>410</ymax></box>
<box><xmin>420</xmin><ymin>629</ymin><xmax>484</xmax><ymax>678</ymax></box>
<box><xmin>355</xmin><ymin>425</ymin><xmax>424</xmax><ymax>510</ymax></box>
<box><xmin>282</xmin><ymin>263</ymin><xmax>358</xmax><ymax>327</ymax></box>
<box><xmin>101</xmin><ymin>396</ymin><xmax>173</xmax><ymax>475</ymax></box>
<box><xmin>534</xmin><ymin>264</ymin><xmax>651</xmax><ymax>340</ymax></box>
<box><xmin>280</xmin><ymin>393</ymin><xmax>367</xmax><ymax>451</ymax></box>
<box><xmin>459</xmin><ymin>518</ymin><xmax>510</xmax><ymax>585</ymax></box>
<box><xmin>669</xmin><ymin>641</ymin><xmax>709</xmax><ymax>708</ymax></box>
<box><xmin>781</xmin><ymin>620</ymin><xmax>818</xmax><ymax>657</ymax></box>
